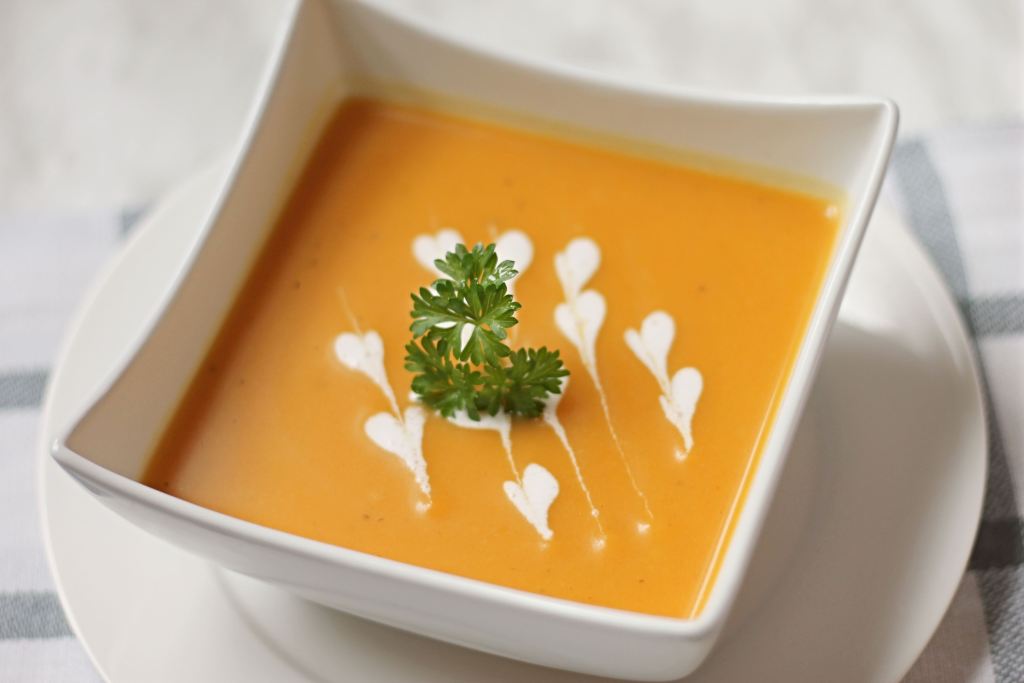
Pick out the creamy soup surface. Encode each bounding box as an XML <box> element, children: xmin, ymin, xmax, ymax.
<box><xmin>144</xmin><ymin>98</ymin><xmax>839</xmax><ymax>618</ymax></box>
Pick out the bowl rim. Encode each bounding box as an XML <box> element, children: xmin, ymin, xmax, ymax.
<box><xmin>52</xmin><ymin>0</ymin><xmax>898</xmax><ymax>641</ymax></box>
<box><xmin>347</xmin><ymin>0</ymin><xmax>899</xmax><ymax>112</ymax></box>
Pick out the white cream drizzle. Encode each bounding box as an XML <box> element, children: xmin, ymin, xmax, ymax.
<box><xmin>412</xmin><ymin>227</ymin><xmax>534</xmax><ymax>295</ymax></box>
<box><xmin>334</xmin><ymin>331</ymin><xmax>398</xmax><ymax>413</ymax></box>
<box><xmin>334</xmin><ymin>331</ymin><xmax>431</xmax><ymax>507</ymax></box>
<box><xmin>412</xmin><ymin>228</ymin><xmax>463</xmax><ymax>278</ymax></box>
<box><xmin>494</xmin><ymin>229</ymin><xmax>533</xmax><ymax>296</ymax></box>
<box><xmin>553</xmin><ymin>238</ymin><xmax>653</xmax><ymax>527</ymax></box>
<box><xmin>410</xmin><ymin>228</ymin><xmax>562</xmax><ymax>541</ymax></box>
<box><xmin>363</xmin><ymin>408</ymin><xmax>430</xmax><ymax>503</ymax></box>
<box><xmin>625</xmin><ymin>311</ymin><xmax>704</xmax><ymax>459</ymax></box>
<box><xmin>447</xmin><ymin>409</ymin><xmax>560</xmax><ymax>541</ymax></box>
<box><xmin>543</xmin><ymin>377</ymin><xmax>606</xmax><ymax>546</ymax></box>
<box><xmin>503</xmin><ymin>464</ymin><xmax>559</xmax><ymax>542</ymax></box>
<box><xmin>447</xmin><ymin>409</ymin><xmax>518</xmax><ymax>482</ymax></box>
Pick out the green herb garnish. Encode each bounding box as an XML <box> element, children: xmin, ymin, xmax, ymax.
<box><xmin>405</xmin><ymin>243</ymin><xmax>569</xmax><ymax>420</ymax></box>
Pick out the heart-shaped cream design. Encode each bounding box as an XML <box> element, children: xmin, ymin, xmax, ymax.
<box><xmin>364</xmin><ymin>406</ymin><xmax>430</xmax><ymax>498</ymax></box>
<box><xmin>624</xmin><ymin>311</ymin><xmax>675</xmax><ymax>391</ymax></box>
<box><xmin>554</xmin><ymin>290</ymin><xmax>606</xmax><ymax>365</ymax></box>
<box><xmin>412</xmin><ymin>229</ymin><xmax>464</xmax><ymax>277</ymax></box>
<box><xmin>338</xmin><ymin>328</ymin><xmax>430</xmax><ymax>501</ymax></box>
<box><xmin>503</xmin><ymin>463</ymin><xmax>559</xmax><ymax>540</ymax></box>
<box><xmin>334</xmin><ymin>330</ymin><xmax>381</xmax><ymax>371</ymax></box>
<box><xmin>495</xmin><ymin>229</ymin><xmax>533</xmax><ymax>293</ymax></box>
<box><xmin>626</xmin><ymin>311</ymin><xmax>703</xmax><ymax>458</ymax></box>
<box><xmin>659</xmin><ymin>367</ymin><xmax>703</xmax><ymax>454</ymax></box>
<box><xmin>334</xmin><ymin>331</ymin><xmax>393</xmax><ymax>403</ymax></box>
<box><xmin>553</xmin><ymin>238</ymin><xmax>653</xmax><ymax>522</ymax></box>
<box><xmin>554</xmin><ymin>237</ymin><xmax>600</xmax><ymax>300</ymax></box>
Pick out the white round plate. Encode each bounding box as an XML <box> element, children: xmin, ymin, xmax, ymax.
<box><xmin>39</xmin><ymin>166</ymin><xmax>986</xmax><ymax>683</ymax></box>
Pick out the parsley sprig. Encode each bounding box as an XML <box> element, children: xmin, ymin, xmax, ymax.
<box><xmin>405</xmin><ymin>243</ymin><xmax>569</xmax><ymax>420</ymax></box>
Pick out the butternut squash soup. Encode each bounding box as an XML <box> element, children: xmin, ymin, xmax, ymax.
<box><xmin>144</xmin><ymin>98</ymin><xmax>840</xmax><ymax>618</ymax></box>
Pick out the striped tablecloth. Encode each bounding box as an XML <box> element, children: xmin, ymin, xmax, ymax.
<box><xmin>1</xmin><ymin>126</ymin><xmax>1021</xmax><ymax>682</ymax></box>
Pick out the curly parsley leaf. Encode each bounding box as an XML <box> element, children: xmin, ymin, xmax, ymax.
<box><xmin>406</xmin><ymin>242</ymin><xmax>569</xmax><ymax>420</ymax></box>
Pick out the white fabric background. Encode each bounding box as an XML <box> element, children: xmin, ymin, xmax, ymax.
<box><xmin>0</xmin><ymin>0</ymin><xmax>1021</xmax><ymax>210</ymax></box>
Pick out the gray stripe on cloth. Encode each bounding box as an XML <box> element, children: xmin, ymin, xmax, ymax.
<box><xmin>0</xmin><ymin>369</ymin><xmax>48</xmax><ymax>410</ymax></box>
<box><xmin>890</xmin><ymin>140</ymin><xmax>970</xmax><ymax>298</ymax></box>
<box><xmin>0</xmin><ymin>592</ymin><xmax>73</xmax><ymax>639</ymax></box>
<box><xmin>891</xmin><ymin>138</ymin><xmax>1024</xmax><ymax>682</ymax></box>
<box><xmin>979</xmin><ymin>379</ymin><xmax>1020</xmax><ymax>521</ymax></box>
<box><xmin>971</xmin><ymin>518</ymin><xmax>1024</xmax><ymax>570</ymax></box>
<box><xmin>977</xmin><ymin>567</ymin><xmax>1024</xmax><ymax>683</ymax></box>
<box><xmin>890</xmin><ymin>139</ymin><xmax>1020</xmax><ymax>519</ymax></box>
<box><xmin>968</xmin><ymin>295</ymin><xmax>1024</xmax><ymax>337</ymax></box>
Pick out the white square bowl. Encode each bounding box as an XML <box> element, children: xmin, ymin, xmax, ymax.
<box><xmin>52</xmin><ymin>1</ymin><xmax>897</xmax><ymax>679</ymax></box>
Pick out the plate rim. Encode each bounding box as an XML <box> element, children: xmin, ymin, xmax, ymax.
<box><xmin>37</xmin><ymin>172</ymin><xmax>987</xmax><ymax>683</ymax></box>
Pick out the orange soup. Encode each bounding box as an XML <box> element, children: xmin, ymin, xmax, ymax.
<box><xmin>144</xmin><ymin>98</ymin><xmax>839</xmax><ymax>618</ymax></box>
